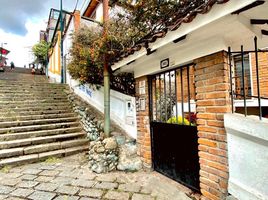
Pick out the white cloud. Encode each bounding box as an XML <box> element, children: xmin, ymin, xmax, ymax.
<box><xmin>0</xmin><ymin>19</ymin><xmax>46</xmax><ymax>67</ymax></box>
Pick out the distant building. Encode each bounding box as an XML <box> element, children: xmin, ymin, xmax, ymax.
<box><xmin>0</xmin><ymin>47</ymin><xmax>10</xmax><ymax>66</ymax></box>
<box><xmin>39</xmin><ymin>30</ymin><xmax>47</xmax><ymax>42</ymax></box>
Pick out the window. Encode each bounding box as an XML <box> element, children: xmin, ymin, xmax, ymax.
<box><xmin>233</xmin><ymin>53</ymin><xmax>252</xmax><ymax>98</ymax></box>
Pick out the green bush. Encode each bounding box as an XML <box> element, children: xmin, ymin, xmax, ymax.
<box><xmin>167</xmin><ymin>116</ymin><xmax>191</xmax><ymax>125</ymax></box>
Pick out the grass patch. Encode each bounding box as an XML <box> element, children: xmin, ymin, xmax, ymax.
<box><xmin>45</xmin><ymin>157</ymin><xmax>61</xmax><ymax>164</ymax></box>
<box><xmin>0</xmin><ymin>165</ymin><xmax>11</xmax><ymax>173</ymax></box>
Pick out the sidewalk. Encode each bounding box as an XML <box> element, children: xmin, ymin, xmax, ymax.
<box><xmin>0</xmin><ymin>153</ymin><xmax>193</xmax><ymax>200</ymax></box>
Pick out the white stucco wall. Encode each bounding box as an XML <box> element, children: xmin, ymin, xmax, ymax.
<box><xmin>66</xmin><ymin>75</ymin><xmax>137</xmax><ymax>139</ymax></box>
<box><xmin>224</xmin><ymin>114</ymin><xmax>268</xmax><ymax>200</ymax></box>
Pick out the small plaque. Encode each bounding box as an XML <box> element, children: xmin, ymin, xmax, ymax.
<box><xmin>160</xmin><ymin>58</ymin><xmax>169</xmax><ymax>69</ymax></box>
<box><xmin>139</xmin><ymin>80</ymin><xmax>146</xmax><ymax>95</ymax></box>
<box><xmin>139</xmin><ymin>98</ymin><xmax>146</xmax><ymax>111</ymax></box>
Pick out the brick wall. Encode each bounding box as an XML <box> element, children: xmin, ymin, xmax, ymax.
<box><xmin>135</xmin><ymin>76</ymin><xmax>152</xmax><ymax>167</ymax></box>
<box><xmin>251</xmin><ymin>52</ymin><xmax>268</xmax><ymax>98</ymax></box>
<box><xmin>194</xmin><ymin>51</ymin><xmax>231</xmax><ymax>200</ymax></box>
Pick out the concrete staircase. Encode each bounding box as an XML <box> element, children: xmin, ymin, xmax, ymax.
<box><xmin>0</xmin><ymin>78</ymin><xmax>88</xmax><ymax>167</ymax></box>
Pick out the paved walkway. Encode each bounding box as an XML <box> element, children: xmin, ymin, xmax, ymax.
<box><xmin>0</xmin><ymin>153</ymin><xmax>193</xmax><ymax>200</ymax></box>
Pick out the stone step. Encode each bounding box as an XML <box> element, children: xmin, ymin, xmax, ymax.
<box><xmin>0</xmin><ymin>81</ymin><xmax>68</xmax><ymax>87</ymax></box>
<box><xmin>0</xmin><ymin>96</ymin><xmax>68</xmax><ymax>101</ymax></box>
<box><xmin>0</xmin><ymin>99</ymin><xmax>70</xmax><ymax>105</ymax></box>
<box><xmin>0</xmin><ymin>86</ymin><xmax>68</xmax><ymax>91</ymax></box>
<box><xmin>0</xmin><ymin>113</ymin><xmax>76</xmax><ymax>122</ymax></box>
<box><xmin>0</xmin><ymin>90</ymin><xmax>67</xmax><ymax>95</ymax></box>
<box><xmin>0</xmin><ymin>105</ymin><xmax>73</xmax><ymax>113</ymax></box>
<box><xmin>0</xmin><ymin>145</ymin><xmax>88</xmax><ymax>167</ymax></box>
<box><xmin>0</xmin><ymin>121</ymin><xmax>80</xmax><ymax>134</ymax></box>
<box><xmin>0</xmin><ymin>139</ymin><xmax>88</xmax><ymax>158</ymax></box>
<box><xmin>0</xmin><ymin>117</ymin><xmax>79</xmax><ymax>128</ymax></box>
<box><xmin>0</xmin><ymin>132</ymin><xmax>86</xmax><ymax>149</ymax></box>
<box><xmin>0</xmin><ymin>109</ymin><xmax>72</xmax><ymax>118</ymax></box>
<box><xmin>0</xmin><ymin>102</ymin><xmax>71</xmax><ymax>109</ymax></box>
<box><xmin>0</xmin><ymin>127</ymin><xmax>83</xmax><ymax>141</ymax></box>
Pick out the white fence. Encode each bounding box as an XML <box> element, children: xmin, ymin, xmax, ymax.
<box><xmin>224</xmin><ymin>114</ymin><xmax>268</xmax><ymax>200</ymax></box>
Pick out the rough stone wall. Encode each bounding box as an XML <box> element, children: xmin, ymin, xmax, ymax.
<box><xmin>135</xmin><ymin>76</ymin><xmax>152</xmax><ymax>168</ymax></box>
<box><xmin>194</xmin><ymin>51</ymin><xmax>231</xmax><ymax>200</ymax></box>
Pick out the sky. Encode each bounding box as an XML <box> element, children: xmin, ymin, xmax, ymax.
<box><xmin>0</xmin><ymin>0</ymin><xmax>86</xmax><ymax>67</ymax></box>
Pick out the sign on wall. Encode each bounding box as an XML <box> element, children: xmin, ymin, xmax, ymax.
<box><xmin>160</xmin><ymin>58</ymin><xmax>169</xmax><ymax>69</ymax></box>
<box><xmin>139</xmin><ymin>80</ymin><xmax>146</xmax><ymax>95</ymax></box>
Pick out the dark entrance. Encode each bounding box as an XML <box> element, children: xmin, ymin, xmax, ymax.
<box><xmin>149</xmin><ymin>64</ymin><xmax>200</xmax><ymax>192</ymax></box>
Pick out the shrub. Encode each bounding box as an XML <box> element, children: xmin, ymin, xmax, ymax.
<box><xmin>167</xmin><ymin>116</ymin><xmax>191</xmax><ymax>125</ymax></box>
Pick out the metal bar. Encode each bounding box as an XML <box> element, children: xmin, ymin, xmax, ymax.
<box><xmin>241</xmin><ymin>45</ymin><xmax>247</xmax><ymax>116</ymax></box>
<box><xmin>164</xmin><ymin>73</ymin><xmax>167</xmax><ymax>122</ymax></box>
<box><xmin>254</xmin><ymin>36</ymin><xmax>262</xmax><ymax>120</ymax></box>
<box><xmin>159</xmin><ymin>75</ymin><xmax>162</xmax><ymax>122</ymax></box>
<box><xmin>175</xmin><ymin>70</ymin><xmax>178</xmax><ymax>124</ymax></box>
<box><xmin>230</xmin><ymin>50</ymin><xmax>268</xmax><ymax>54</ymax></box>
<box><xmin>148</xmin><ymin>76</ymin><xmax>154</xmax><ymax>122</ymax></box>
<box><xmin>228</xmin><ymin>47</ymin><xmax>234</xmax><ymax>113</ymax></box>
<box><xmin>233</xmin><ymin>93</ymin><xmax>268</xmax><ymax>100</ymax></box>
<box><xmin>155</xmin><ymin>77</ymin><xmax>158</xmax><ymax>121</ymax></box>
<box><xmin>169</xmin><ymin>71</ymin><xmax>172</xmax><ymax>119</ymax></box>
<box><xmin>180</xmin><ymin>68</ymin><xmax>185</xmax><ymax>124</ymax></box>
<box><xmin>187</xmin><ymin>66</ymin><xmax>191</xmax><ymax>125</ymax></box>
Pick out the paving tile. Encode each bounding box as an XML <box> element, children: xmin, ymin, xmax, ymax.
<box><xmin>17</xmin><ymin>180</ymin><xmax>39</xmax><ymax>188</ymax></box>
<box><xmin>0</xmin><ymin>178</ymin><xmax>20</xmax><ymax>187</ymax></box>
<box><xmin>0</xmin><ymin>185</ymin><xmax>14</xmax><ymax>194</ymax></box>
<box><xmin>79</xmin><ymin>197</ymin><xmax>99</xmax><ymax>200</ymax></box>
<box><xmin>104</xmin><ymin>191</ymin><xmax>130</xmax><ymax>200</ymax></box>
<box><xmin>140</xmin><ymin>187</ymin><xmax>152</xmax><ymax>194</ymax></box>
<box><xmin>76</xmin><ymin>173</ymin><xmax>96</xmax><ymax>180</ymax></box>
<box><xmin>94</xmin><ymin>181</ymin><xmax>118</xmax><ymax>190</ymax></box>
<box><xmin>131</xmin><ymin>193</ymin><xmax>154</xmax><ymax>200</ymax></box>
<box><xmin>2</xmin><ymin>173</ymin><xmax>22</xmax><ymax>179</ymax></box>
<box><xmin>35</xmin><ymin>182</ymin><xmax>58</xmax><ymax>192</ymax></box>
<box><xmin>28</xmin><ymin>190</ymin><xmax>56</xmax><ymax>200</ymax></box>
<box><xmin>56</xmin><ymin>185</ymin><xmax>79</xmax><ymax>196</ymax></box>
<box><xmin>0</xmin><ymin>194</ymin><xmax>7</xmax><ymax>200</ymax></box>
<box><xmin>34</xmin><ymin>175</ymin><xmax>54</xmax><ymax>183</ymax></box>
<box><xmin>118</xmin><ymin>183</ymin><xmax>141</xmax><ymax>193</ymax></box>
<box><xmin>20</xmin><ymin>174</ymin><xmax>37</xmax><ymax>181</ymax></box>
<box><xmin>78</xmin><ymin>188</ymin><xmax>103</xmax><ymax>198</ymax></box>
<box><xmin>51</xmin><ymin>176</ymin><xmax>74</xmax><ymax>186</ymax></box>
<box><xmin>39</xmin><ymin>169</ymin><xmax>59</xmax><ymax>176</ymax></box>
<box><xmin>10</xmin><ymin>188</ymin><xmax>34</xmax><ymax>198</ymax></box>
<box><xmin>96</xmin><ymin>174</ymin><xmax>116</xmax><ymax>182</ymax></box>
<box><xmin>22</xmin><ymin>169</ymin><xmax>42</xmax><ymax>175</ymax></box>
<box><xmin>4</xmin><ymin>197</ymin><xmax>25</xmax><ymax>200</ymax></box>
<box><xmin>71</xmin><ymin>179</ymin><xmax>95</xmax><ymax>188</ymax></box>
<box><xmin>38</xmin><ymin>165</ymin><xmax>57</xmax><ymax>170</ymax></box>
<box><xmin>53</xmin><ymin>195</ymin><xmax>80</xmax><ymax>200</ymax></box>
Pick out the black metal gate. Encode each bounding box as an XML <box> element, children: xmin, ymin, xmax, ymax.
<box><xmin>149</xmin><ymin>64</ymin><xmax>200</xmax><ymax>192</ymax></box>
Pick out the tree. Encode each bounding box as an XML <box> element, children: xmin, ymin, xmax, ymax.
<box><xmin>32</xmin><ymin>40</ymin><xmax>50</xmax><ymax>65</ymax></box>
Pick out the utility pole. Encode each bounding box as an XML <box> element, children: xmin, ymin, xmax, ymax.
<box><xmin>103</xmin><ymin>0</ymin><xmax>110</xmax><ymax>137</ymax></box>
<box><xmin>60</xmin><ymin>0</ymin><xmax>65</xmax><ymax>83</ymax></box>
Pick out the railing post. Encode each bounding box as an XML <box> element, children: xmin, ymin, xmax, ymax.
<box><xmin>228</xmin><ymin>47</ymin><xmax>234</xmax><ymax>113</ymax></box>
<box><xmin>241</xmin><ymin>45</ymin><xmax>247</xmax><ymax>116</ymax></box>
<box><xmin>254</xmin><ymin>36</ymin><xmax>262</xmax><ymax>120</ymax></box>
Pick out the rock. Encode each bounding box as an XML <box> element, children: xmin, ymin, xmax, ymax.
<box><xmin>115</xmin><ymin>135</ymin><xmax>126</xmax><ymax>145</ymax></box>
<box><xmin>94</xmin><ymin>144</ymin><xmax>105</xmax><ymax>153</ymax></box>
<box><xmin>117</xmin><ymin>144</ymin><xmax>142</xmax><ymax>172</ymax></box>
<box><xmin>117</xmin><ymin>157</ymin><xmax>142</xmax><ymax>172</ymax></box>
<box><xmin>103</xmin><ymin>137</ymin><xmax>118</xmax><ymax>150</ymax></box>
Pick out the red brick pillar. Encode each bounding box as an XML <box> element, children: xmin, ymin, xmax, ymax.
<box><xmin>194</xmin><ymin>51</ymin><xmax>231</xmax><ymax>200</ymax></box>
<box><xmin>73</xmin><ymin>10</ymin><xmax>81</xmax><ymax>31</ymax></box>
<box><xmin>135</xmin><ymin>76</ymin><xmax>152</xmax><ymax>168</ymax></box>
